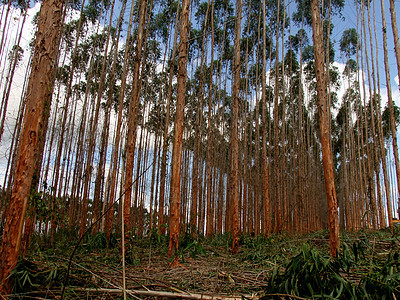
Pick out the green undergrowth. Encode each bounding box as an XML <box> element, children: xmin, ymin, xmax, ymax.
<box><xmin>8</xmin><ymin>228</ymin><xmax>400</xmax><ymax>299</ymax></box>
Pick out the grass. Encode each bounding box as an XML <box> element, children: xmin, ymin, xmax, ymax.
<box><xmin>7</xmin><ymin>227</ymin><xmax>400</xmax><ymax>299</ymax></box>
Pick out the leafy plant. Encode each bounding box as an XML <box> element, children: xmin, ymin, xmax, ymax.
<box><xmin>10</xmin><ymin>259</ymin><xmax>64</xmax><ymax>294</ymax></box>
<box><xmin>86</xmin><ymin>232</ymin><xmax>107</xmax><ymax>250</ymax></box>
<box><xmin>265</xmin><ymin>243</ymin><xmax>357</xmax><ymax>299</ymax></box>
<box><xmin>265</xmin><ymin>241</ymin><xmax>400</xmax><ymax>299</ymax></box>
<box><xmin>179</xmin><ymin>240</ymin><xmax>206</xmax><ymax>262</ymax></box>
<box><xmin>176</xmin><ymin>232</ymin><xmax>206</xmax><ymax>262</ymax></box>
<box><xmin>361</xmin><ymin>251</ymin><xmax>400</xmax><ymax>299</ymax></box>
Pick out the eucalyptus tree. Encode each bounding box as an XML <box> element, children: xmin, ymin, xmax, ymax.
<box><xmin>389</xmin><ymin>0</ymin><xmax>400</xmax><ymax>88</ymax></box>
<box><xmin>241</xmin><ymin>0</ymin><xmax>264</xmax><ymax>235</ymax></box>
<box><xmin>381</xmin><ymin>0</ymin><xmax>400</xmax><ymax>228</ymax></box>
<box><xmin>239</xmin><ymin>0</ymin><xmax>254</xmax><ymax>234</ymax></box>
<box><xmin>0</xmin><ymin>0</ymin><xmax>64</xmax><ymax>291</ymax></box>
<box><xmin>272</xmin><ymin>48</ymin><xmax>304</xmax><ymax>231</ymax></box>
<box><xmin>51</xmin><ymin>12</ymin><xmax>109</xmax><ymax>237</ymax></box>
<box><xmin>371</xmin><ymin>0</ymin><xmax>394</xmax><ymax>228</ymax></box>
<box><xmin>229</xmin><ymin>0</ymin><xmax>241</xmax><ymax>253</ymax></box>
<box><xmin>189</xmin><ymin>0</ymin><xmax>212</xmax><ymax>236</ymax></box>
<box><xmin>156</xmin><ymin>0</ymin><xmax>180</xmax><ymax>235</ymax></box>
<box><xmin>137</xmin><ymin>30</ymin><xmax>162</xmax><ymax>233</ymax></box>
<box><xmin>79</xmin><ymin>0</ymin><xmax>119</xmax><ymax>238</ymax></box>
<box><xmin>0</xmin><ymin>37</ymin><xmax>25</xmax><ymax>143</ymax></box>
<box><xmin>105</xmin><ymin>0</ymin><xmax>139</xmax><ymax>241</ymax></box>
<box><xmin>272</xmin><ymin>0</ymin><xmax>283</xmax><ymax>232</ymax></box>
<box><xmin>284</xmin><ymin>46</ymin><xmax>303</xmax><ymax>231</ymax></box>
<box><xmin>0</xmin><ymin>0</ymin><xmax>12</xmax><ymax>57</ymax></box>
<box><xmin>50</xmin><ymin>0</ymin><xmax>93</xmax><ymax>236</ymax></box>
<box><xmin>339</xmin><ymin>28</ymin><xmax>362</xmax><ymax>229</ymax></box>
<box><xmin>261</xmin><ymin>0</ymin><xmax>271</xmax><ymax>235</ymax></box>
<box><xmin>0</xmin><ymin>44</ymin><xmax>27</xmax><ymax>203</ymax></box>
<box><xmin>0</xmin><ymin>1</ymin><xmax>31</xmax><ymax>202</ymax></box>
<box><xmin>310</xmin><ymin>0</ymin><xmax>340</xmax><ymax>257</ymax></box>
<box><xmin>123</xmin><ymin>0</ymin><xmax>149</xmax><ymax>235</ymax></box>
<box><xmin>288</xmin><ymin>26</ymin><xmax>321</xmax><ymax>231</ymax></box>
<box><xmin>358</xmin><ymin>0</ymin><xmax>380</xmax><ymax>229</ymax></box>
<box><xmin>168</xmin><ymin>0</ymin><xmax>190</xmax><ymax>263</ymax></box>
<box><xmin>205</xmin><ymin>0</ymin><xmax>215</xmax><ymax>237</ymax></box>
<box><xmin>92</xmin><ymin>6</ymin><xmax>126</xmax><ymax>234</ymax></box>
<box><xmin>382</xmin><ymin>104</ymin><xmax>400</xmax><ymax>141</ymax></box>
<box><xmin>211</xmin><ymin>2</ymin><xmax>233</xmax><ymax>234</ymax></box>
<box><xmin>0</xmin><ymin>0</ymin><xmax>27</xmax><ymax>57</ymax></box>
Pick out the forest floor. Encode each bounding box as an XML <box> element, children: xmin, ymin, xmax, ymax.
<box><xmin>7</xmin><ymin>227</ymin><xmax>400</xmax><ymax>299</ymax></box>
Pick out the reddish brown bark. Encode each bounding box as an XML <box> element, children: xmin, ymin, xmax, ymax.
<box><xmin>230</xmin><ymin>0</ymin><xmax>242</xmax><ymax>254</ymax></box>
<box><xmin>104</xmin><ymin>0</ymin><xmax>131</xmax><ymax>241</ymax></box>
<box><xmin>310</xmin><ymin>0</ymin><xmax>340</xmax><ymax>257</ymax></box>
<box><xmin>380</xmin><ymin>0</ymin><xmax>395</xmax><ymax>230</ymax></box>
<box><xmin>389</xmin><ymin>0</ymin><xmax>400</xmax><ymax>84</ymax></box>
<box><xmin>262</xmin><ymin>0</ymin><xmax>271</xmax><ymax>236</ymax></box>
<box><xmin>206</xmin><ymin>0</ymin><xmax>215</xmax><ymax>238</ymax></box>
<box><xmin>168</xmin><ymin>0</ymin><xmax>190</xmax><ymax>262</ymax></box>
<box><xmin>0</xmin><ymin>0</ymin><xmax>63</xmax><ymax>292</ymax></box>
<box><xmin>159</xmin><ymin>5</ymin><xmax>180</xmax><ymax>235</ymax></box>
<box><xmin>123</xmin><ymin>0</ymin><xmax>148</xmax><ymax>233</ymax></box>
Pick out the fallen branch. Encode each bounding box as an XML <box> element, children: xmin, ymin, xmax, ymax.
<box><xmin>260</xmin><ymin>294</ymin><xmax>309</xmax><ymax>300</ymax></box>
<box><xmin>81</xmin><ymin>259</ymin><xmax>185</xmax><ymax>293</ymax></box>
<box><xmin>70</xmin><ymin>287</ymin><xmax>257</xmax><ymax>299</ymax></box>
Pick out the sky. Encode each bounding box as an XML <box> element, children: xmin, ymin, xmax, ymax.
<box><xmin>335</xmin><ymin>0</ymin><xmax>400</xmax><ymax>90</ymax></box>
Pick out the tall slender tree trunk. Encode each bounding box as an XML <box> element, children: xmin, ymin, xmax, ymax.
<box><xmin>159</xmin><ymin>4</ymin><xmax>180</xmax><ymax>235</ymax></box>
<box><xmin>91</xmin><ymin>0</ymin><xmax>121</xmax><ymax>234</ymax></box>
<box><xmin>0</xmin><ymin>0</ymin><xmax>63</xmax><ymax>292</ymax></box>
<box><xmin>0</xmin><ymin>0</ymin><xmax>12</xmax><ymax>56</ymax></box>
<box><xmin>230</xmin><ymin>0</ymin><xmax>241</xmax><ymax>254</ymax></box>
<box><xmin>310</xmin><ymin>0</ymin><xmax>340</xmax><ymax>257</ymax></box>
<box><xmin>261</xmin><ymin>0</ymin><xmax>271</xmax><ymax>235</ymax></box>
<box><xmin>273</xmin><ymin>0</ymin><xmax>282</xmax><ymax>233</ymax></box>
<box><xmin>104</xmin><ymin>0</ymin><xmax>135</xmax><ymax>241</ymax></box>
<box><xmin>168</xmin><ymin>0</ymin><xmax>190</xmax><ymax>262</ymax></box>
<box><xmin>373</xmin><ymin>0</ymin><xmax>391</xmax><ymax>228</ymax></box>
<box><xmin>79</xmin><ymin>5</ymin><xmax>114</xmax><ymax>238</ymax></box>
<box><xmin>389</xmin><ymin>0</ymin><xmax>400</xmax><ymax>87</ymax></box>
<box><xmin>379</xmin><ymin>0</ymin><xmax>395</xmax><ymax>229</ymax></box>
<box><xmin>205</xmin><ymin>0</ymin><xmax>215</xmax><ymax>238</ymax></box>
<box><xmin>50</xmin><ymin>0</ymin><xmax>87</xmax><ymax>229</ymax></box>
<box><xmin>123</xmin><ymin>0</ymin><xmax>148</xmax><ymax>235</ymax></box>
<box><xmin>0</xmin><ymin>3</ymin><xmax>28</xmax><ymax>143</ymax></box>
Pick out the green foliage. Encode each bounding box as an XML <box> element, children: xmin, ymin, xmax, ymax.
<box><xmin>265</xmin><ymin>241</ymin><xmax>400</xmax><ymax>299</ymax></box>
<box><xmin>286</xmin><ymin>29</ymin><xmax>309</xmax><ymax>53</ymax></box>
<box><xmin>176</xmin><ymin>239</ymin><xmax>206</xmax><ymax>263</ymax></box>
<box><xmin>13</xmin><ymin>230</ymin><xmax>400</xmax><ymax>299</ymax></box>
<box><xmin>266</xmin><ymin>243</ymin><xmax>357</xmax><ymax>299</ymax></box>
<box><xmin>85</xmin><ymin>232</ymin><xmax>107</xmax><ymax>250</ymax></box>
<box><xmin>148</xmin><ymin>228</ymin><xmax>168</xmax><ymax>247</ymax></box>
<box><xmin>10</xmin><ymin>258</ymin><xmax>65</xmax><ymax>294</ymax></box>
<box><xmin>238</xmin><ymin>233</ymin><xmax>270</xmax><ymax>262</ymax></box>
<box><xmin>340</xmin><ymin>28</ymin><xmax>359</xmax><ymax>58</ymax></box>
<box><xmin>344</xmin><ymin>59</ymin><xmax>358</xmax><ymax>75</ymax></box>
<box><xmin>362</xmin><ymin>251</ymin><xmax>400</xmax><ymax>298</ymax></box>
<box><xmin>175</xmin><ymin>231</ymin><xmax>206</xmax><ymax>262</ymax></box>
<box><xmin>208</xmin><ymin>232</ymin><xmax>233</xmax><ymax>248</ymax></box>
<box><xmin>382</xmin><ymin>103</ymin><xmax>400</xmax><ymax>140</ymax></box>
<box><xmin>8</xmin><ymin>45</ymin><xmax>24</xmax><ymax>67</ymax></box>
<box><xmin>293</xmin><ymin>0</ymin><xmax>345</xmax><ymax>27</ymax></box>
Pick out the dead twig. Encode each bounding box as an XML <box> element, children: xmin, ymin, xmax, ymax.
<box><xmin>70</xmin><ymin>287</ymin><xmax>257</xmax><ymax>299</ymax></box>
<box><xmin>261</xmin><ymin>293</ymin><xmax>309</xmax><ymax>300</ymax></box>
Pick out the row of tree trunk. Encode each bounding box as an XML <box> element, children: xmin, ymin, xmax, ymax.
<box><xmin>0</xmin><ymin>0</ymin><xmax>400</xmax><ymax>293</ymax></box>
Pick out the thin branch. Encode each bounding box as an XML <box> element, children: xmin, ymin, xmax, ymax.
<box><xmin>60</xmin><ymin>161</ymin><xmax>154</xmax><ymax>300</ymax></box>
<box><xmin>69</xmin><ymin>288</ymin><xmax>255</xmax><ymax>299</ymax></box>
